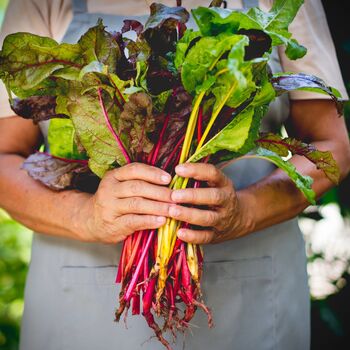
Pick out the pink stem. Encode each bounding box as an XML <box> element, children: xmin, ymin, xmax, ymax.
<box><xmin>97</xmin><ymin>88</ymin><xmax>131</xmax><ymax>164</ymax></box>
<box><xmin>124</xmin><ymin>230</ymin><xmax>156</xmax><ymax>302</ymax></box>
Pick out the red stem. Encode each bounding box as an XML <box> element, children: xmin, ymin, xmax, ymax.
<box><xmin>124</xmin><ymin>230</ymin><xmax>156</xmax><ymax>302</ymax></box>
<box><xmin>97</xmin><ymin>88</ymin><xmax>131</xmax><ymax>164</ymax></box>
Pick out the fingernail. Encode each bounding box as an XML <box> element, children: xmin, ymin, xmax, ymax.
<box><xmin>169</xmin><ymin>206</ymin><xmax>180</xmax><ymax>217</ymax></box>
<box><xmin>157</xmin><ymin>216</ymin><xmax>166</xmax><ymax>224</ymax></box>
<box><xmin>175</xmin><ymin>164</ymin><xmax>187</xmax><ymax>175</ymax></box>
<box><xmin>171</xmin><ymin>190</ymin><xmax>184</xmax><ymax>201</ymax></box>
<box><xmin>161</xmin><ymin>174</ymin><xmax>171</xmax><ymax>183</ymax></box>
<box><xmin>177</xmin><ymin>229</ymin><xmax>185</xmax><ymax>239</ymax></box>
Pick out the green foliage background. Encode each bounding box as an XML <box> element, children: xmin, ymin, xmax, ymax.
<box><xmin>0</xmin><ymin>210</ymin><xmax>31</xmax><ymax>350</ymax></box>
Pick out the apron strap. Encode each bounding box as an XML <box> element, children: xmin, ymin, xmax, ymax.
<box><xmin>242</xmin><ymin>0</ymin><xmax>259</xmax><ymax>9</ymax></box>
<box><xmin>71</xmin><ymin>0</ymin><xmax>88</xmax><ymax>15</ymax></box>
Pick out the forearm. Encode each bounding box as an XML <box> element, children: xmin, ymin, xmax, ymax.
<box><xmin>0</xmin><ymin>153</ymin><xmax>91</xmax><ymax>240</ymax></box>
<box><xmin>237</xmin><ymin>138</ymin><xmax>350</xmax><ymax>237</ymax></box>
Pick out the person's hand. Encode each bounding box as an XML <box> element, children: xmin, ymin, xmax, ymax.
<box><xmin>169</xmin><ymin>163</ymin><xmax>254</xmax><ymax>244</ymax></box>
<box><xmin>77</xmin><ymin>163</ymin><xmax>173</xmax><ymax>244</ymax></box>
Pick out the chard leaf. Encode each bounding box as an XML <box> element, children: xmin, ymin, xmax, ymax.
<box><xmin>253</xmin><ymin>148</ymin><xmax>316</xmax><ymax>204</ymax></box>
<box><xmin>144</xmin><ymin>3</ymin><xmax>190</xmax><ymax>31</ymax></box>
<box><xmin>78</xmin><ymin>19</ymin><xmax>121</xmax><ymax>71</ymax></box>
<box><xmin>79</xmin><ymin>61</ymin><xmax>108</xmax><ymax>79</ymax></box>
<box><xmin>11</xmin><ymin>96</ymin><xmax>67</xmax><ymax>123</ymax></box>
<box><xmin>271</xmin><ymin>72</ymin><xmax>343</xmax><ymax>114</ymax></box>
<box><xmin>48</xmin><ymin>119</ymin><xmax>87</xmax><ymax>160</ymax></box>
<box><xmin>210</xmin><ymin>35</ymin><xmax>256</xmax><ymax>109</ymax></box>
<box><xmin>157</xmin><ymin>86</ymin><xmax>193</xmax><ymax>167</ymax></box>
<box><xmin>256</xmin><ymin>133</ymin><xmax>340</xmax><ymax>184</ymax></box>
<box><xmin>119</xmin><ymin>92</ymin><xmax>156</xmax><ymax>159</ymax></box>
<box><xmin>121</xmin><ymin>20</ymin><xmax>144</xmax><ymax>35</ymax></box>
<box><xmin>174</xmin><ymin>29</ymin><xmax>201</xmax><ymax>69</ymax></box>
<box><xmin>192</xmin><ymin>0</ymin><xmax>306</xmax><ymax>60</ymax></box>
<box><xmin>189</xmin><ymin>106</ymin><xmax>260</xmax><ymax>163</ymax></box>
<box><xmin>22</xmin><ymin>152</ymin><xmax>89</xmax><ymax>190</ymax></box>
<box><xmin>61</xmin><ymin>82</ymin><xmax>128</xmax><ymax>177</ymax></box>
<box><xmin>0</xmin><ymin>33</ymin><xmax>83</xmax><ymax>93</ymax></box>
<box><xmin>181</xmin><ymin>34</ymin><xmax>250</xmax><ymax>95</ymax></box>
<box><xmin>143</xmin><ymin>3</ymin><xmax>190</xmax><ymax>56</ymax></box>
<box><xmin>152</xmin><ymin>89</ymin><xmax>172</xmax><ymax>112</ymax></box>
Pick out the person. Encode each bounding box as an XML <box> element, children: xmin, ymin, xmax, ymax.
<box><xmin>0</xmin><ymin>0</ymin><xmax>349</xmax><ymax>349</ymax></box>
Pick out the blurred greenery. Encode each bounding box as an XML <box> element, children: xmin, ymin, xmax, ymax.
<box><xmin>0</xmin><ymin>210</ymin><xmax>32</xmax><ymax>350</ymax></box>
<box><xmin>0</xmin><ymin>0</ymin><xmax>349</xmax><ymax>349</ymax></box>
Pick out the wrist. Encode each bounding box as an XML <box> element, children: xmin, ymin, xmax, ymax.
<box><xmin>231</xmin><ymin>189</ymin><xmax>256</xmax><ymax>239</ymax></box>
<box><xmin>69</xmin><ymin>191</ymin><xmax>95</xmax><ymax>242</ymax></box>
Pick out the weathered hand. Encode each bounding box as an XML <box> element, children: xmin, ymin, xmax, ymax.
<box><xmin>169</xmin><ymin>163</ymin><xmax>254</xmax><ymax>244</ymax></box>
<box><xmin>79</xmin><ymin>163</ymin><xmax>173</xmax><ymax>244</ymax></box>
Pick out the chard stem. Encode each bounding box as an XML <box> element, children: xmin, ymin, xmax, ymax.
<box><xmin>124</xmin><ymin>230</ymin><xmax>156</xmax><ymax>302</ymax></box>
<box><xmin>179</xmin><ymin>90</ymin><xmax>206</xmax><ymax>164</ymax></box>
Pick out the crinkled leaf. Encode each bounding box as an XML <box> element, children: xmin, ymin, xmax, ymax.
<box><xmin>192</xmin><ymin>0</ymin><xmax>306</xmax><ymax>60</ymax></box>
<box><xmin>174</xmin><ymin>29</ymin><xmax>201</xmax><ymax>69</ymax></box>
<box><xmin>272</xmin><ymin>72</ymin><xmax>343</xmax><ymax>114</ymax></box>
<box><xmin>0</xmin><ymin>32</ymin><xmax>83</xmax><ymax>93</ymax></box>
<box><xmin>11</xmin><ymin>96</ymin><xmax>67</xmax><ymax>123</ymax></box>
<box><xmin>144</xmin><ymin>3</ymin><xmax>189</xmax><ymax>31</ymax></box>
<box><xmin>256</xmin><ymin>133</ymin><xmax>340</xmax><ymax>184</ymax></box>
<box><xmin>119</xmin><ymin>92</ymin><xmax>156</xmax><ymax>159</ymax></box>
<box><xmin>210</xmin><ymin>35</ymin><xmax>257</xmax><ymax>109</ymax></box>
<box><xmin>22</xmin><ymin>153</ymin><xmax>89</xmax><ymax>190</ymax></box>
<box><xmin>181</xmin><ymin>34</ymin><xmax>251</xmax><ymax>97</ymax></box>
<box><xmin>254</xmin><ymin>148</ymin><xmax>316</xmax><ymax>204</ymax></box>
<box><xmin>121</xmin><ymin>20</ymin><xmax>144</xmax><ymax>35</ymax></box>
<box><xmin>143</xmin><ymin>3</ymin><xmax>190</xmax><ymax>56</ymax></box>
<box><xmin>78</xmin><ymin>19</ymin><xmax>121</xmax><ymax>71</ymax></box>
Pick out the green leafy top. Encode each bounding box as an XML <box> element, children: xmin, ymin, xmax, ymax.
<box><xmin>192</xmin><ymin>0</ymin><xmax>306</xmax><ymax>59</ymax></box>
<box><xmin>0</xmin><ymin>1</ymin><xmax>342</xmax><ymax>202</ymax></box>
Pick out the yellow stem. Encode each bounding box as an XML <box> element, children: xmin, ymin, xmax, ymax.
<box><xmin>179</xmin><ymin>90</ymin><xmax>206</xmax><ymax>164</ymax></box>
<box><xmin>196</xmin><ymin>83</ymin><xmax>237</xmax><ymax>152</ymax></box>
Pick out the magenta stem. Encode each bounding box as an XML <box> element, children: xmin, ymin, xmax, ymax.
<box><xmin>124</xmin><ymin>230</ymin><xmax>156</xmax><ymax>302</ymax></box>
<box><xmin>97</xmin><ymin>88</ymin><xmax>131</xmax><ymax>164</ymax></box>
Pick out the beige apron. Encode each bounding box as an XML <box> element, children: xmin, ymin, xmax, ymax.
<box><xmin>20</xmin><ymin>1</ymin><xmax>310</xmax><ymax>349</ymax></box>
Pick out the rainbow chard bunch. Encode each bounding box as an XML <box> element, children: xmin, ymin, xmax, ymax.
<box><xmin>0</xmin><ymin>0</ymin><xmax>343</xmax><ymax>348</ymax></box>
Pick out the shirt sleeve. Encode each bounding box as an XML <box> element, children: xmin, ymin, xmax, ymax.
<box><xmin>277</xmin><ymin>0</ymin><xmax>348</xmax><ymax>100</ymax></box>
<box><xmin>0</xmin><ymin>0</ymin><xmax>72</xmax><ymax>118</ymax></box>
